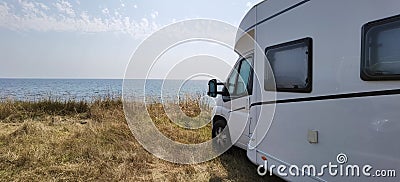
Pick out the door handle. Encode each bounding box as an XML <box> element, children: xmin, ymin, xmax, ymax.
<box><xmin>245</xmin><ymin>97</ymin><xmax>250</xmax><ymax>110</ymax></box>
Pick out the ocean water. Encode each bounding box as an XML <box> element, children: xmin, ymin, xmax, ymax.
<box><xmin>0</xmin><ymin>79</ymin><xmax>209</xmax><ymax>102</ymax></box>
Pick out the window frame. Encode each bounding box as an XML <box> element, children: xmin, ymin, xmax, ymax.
<box><xmin>361</xmin><ymin>14</ymin><xmax>400</xmax><ymax>81</ymax></box>
<box><xmin>223</xmin><ymin>54</ymin><xmax>254</xmax><ymax>102</ymax></box>
<box><xmin>235</xmin><ymin>57</ymin><xmax>254</xmax><ymax>97</ymax></box>
<box><xmin>223</xmin><ymin>60</ymin><xmax>241</xmax><ymax>100</ymax></box>
<box><xmin>264</xmin><ymin>37</ymin><xmax>313</xmax><ymax>93</ymax></box>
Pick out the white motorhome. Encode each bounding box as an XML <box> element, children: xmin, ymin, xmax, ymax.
<box><xmin>208</xmin><ymin>0</ymin><xmax>400</xmax><ymax>181</ymax></box>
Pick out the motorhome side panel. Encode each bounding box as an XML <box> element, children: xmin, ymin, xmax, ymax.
<box><xmin>250</xmin><ymin>0</ymin><xmax>400</xmax><ymax>181</ymax></box>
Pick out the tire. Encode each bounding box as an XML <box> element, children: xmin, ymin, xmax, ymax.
<box><xmin>212</xmin><ymin>119</ymin><xmax>231</xmax><ymax>150</ymax></box>
<box><xmin>212</xmin><ymin>120</ymin><xmax>226</xmax><ymax>138</ymax></box>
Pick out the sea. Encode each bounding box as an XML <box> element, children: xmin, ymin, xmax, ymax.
<box><xmin>0</xmin><ymin>79</ymin><xmax>209</xmax><ymax>102</ymax></box>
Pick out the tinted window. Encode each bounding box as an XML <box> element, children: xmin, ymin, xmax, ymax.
<box><xmin>236</xmin><ymin>57</ymin><xmax>253</xmax><ymax>96</ymax></box>
<box><xmin>361</xmin><ymin>15</ymin><xmax>400</xmax><ymax>80</ymax></box>
<box><xmin>226</xmin><ymin>63</ymin><xmax>239</xmax><ymax>95</ymax></box>
<box><xmin>223</xmin><ymin>56</ymin><xmax>254</xmax><ymax>102</ymax></box>
<box><xmin>265</xmin><ymin>38</ymin><xmax>312</xmax><ymax>92</ymax></box>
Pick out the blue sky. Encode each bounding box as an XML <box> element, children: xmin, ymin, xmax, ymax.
<box><xmin>0</xmin><ymin>0</ymin><xmax>262</xmax><ymax>78</ymax></box>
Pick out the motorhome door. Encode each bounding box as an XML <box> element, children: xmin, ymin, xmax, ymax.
<box><xmin>223</xmin><ymin>55</ymin><xmax>253</xmax><ymax>147</ymax></box>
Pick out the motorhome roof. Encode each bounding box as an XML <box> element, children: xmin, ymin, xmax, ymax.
<box><xmin>238</xmin><ymin>0</ymin><xmax>309</xmax><ymax>32</ymax></box>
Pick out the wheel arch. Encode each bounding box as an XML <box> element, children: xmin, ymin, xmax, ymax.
<box><xmin>212</xmin><ymin>115</ymin><xmax>227</xmax><ymax>126</ymax></box>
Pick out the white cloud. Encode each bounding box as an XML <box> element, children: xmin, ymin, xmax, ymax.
<box><xmin>133</xmin><ymin>4</ymin><xmax>137</xmax><ymax>9</ymax></box>
<box><xmin>0</xmin><ymin>2</ymin><xmax>10</xmax><ymax>19</ymax></box>
<box><xmin>114</xmin><ymin>10</ymin><xmax>121</xmax><ymax>18</ymax></box>
<box><xmin>80</xmin><ymin>11</ymin><xmax>89</xmax><ymax>22</ymax></box>
<box><xmin>19</xmin><ymin>0</ymin><xmax>35</xmax><ymax>12</ymax></box>
<box><xmin>140</xmin><ymin>18</ymin><xmax>149</xmax><ymax>27</ymax></box>
<box><xmin>53</xmin><ymin>0</ymin><xmax>75</xmax><ymax>17</ymax></box>
<box><xmin>36</xmin><ymin>2</ymin><xmax>49</xmax><ymax>11</ymax></box>
<box><xmin>0</xmin><ymin>1</ymin><xmax>160</xmax><ymax>39</ymax></box>
<box><xmin>101</xmin><ymin>8</ymin><xmax>109</xmax><ymax>15</ymax></box>
<box><xmin>246</xmin><ymin>2</ymin><xmax>253</xmax><ymax>8</ymax></box>
<box><xmin>150</xmin><ymin>11</ymin><xmax>158</xmax><ymax>19</ymax></box>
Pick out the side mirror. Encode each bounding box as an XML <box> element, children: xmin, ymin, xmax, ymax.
<box><xmin>207</xmin><ymin>79</ymin><xmax>217</xmax><ymax>97</ymax></box>
<box><xmin>207</xmin><ymin>79</ymin><xmax>225</xmax><ymax>98</ymax></box>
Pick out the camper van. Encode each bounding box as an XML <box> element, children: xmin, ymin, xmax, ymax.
<box><xmin>207</xmin><ymin>0</ymin><xmax>400</xmax><ymax>181</ymax></box>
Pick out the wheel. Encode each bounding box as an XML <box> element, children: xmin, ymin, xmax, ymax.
<box><xmin>212</xmin><ymin>119</ymin><xmax>226</xmax><ymax>138</ymax></box>
<box><xmin>212</xmin><ymin>119</ymin><xmax>230</xmax><ymax>149</ymax></box>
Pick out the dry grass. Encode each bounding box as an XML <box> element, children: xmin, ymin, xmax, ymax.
<box><xmin>0</xmin><ymin>97</ymin><xmax>283</xmax><ymax>181</ymax></box>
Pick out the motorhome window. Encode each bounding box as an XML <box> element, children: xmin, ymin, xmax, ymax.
<box><xmin>236</xmin><ymin>57</ymin><xmax>253</xmax><ymax>96</ymax></box>
<box><xmin>361</xmin><ymin>15</ymin><xmax>400</xmax><ymax>80</ymax></box>
<box><xmin>223</xmin><ymin>56</ymin><xmax>254</xmax><ymax>102</ymax></box>
<box><xmin>265</xmin><ymin>38</ymin><xmax>312</xmax><ymax>92</ymax></box>
<box><xmin>226</xmin><ymin>63</ymin><xmax>240</xmax><ymax>96</ymax></box>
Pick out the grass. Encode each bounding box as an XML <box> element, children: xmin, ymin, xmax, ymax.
<box><xmin>0</xmin><ymin>97</ymin><xmax>283</xmax><ymax>181</ymax></box>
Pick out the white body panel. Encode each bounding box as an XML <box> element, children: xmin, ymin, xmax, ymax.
<box><xmin>212</xmin><ymin>0</ymin><xmax>400</xmax><ymax>181</ymax></box>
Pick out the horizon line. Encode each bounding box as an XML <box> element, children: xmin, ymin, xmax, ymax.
<box><xmin>0</xmin><ymin>77</ymin><xmax>211</xmax><ymax>81</ymax></box>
